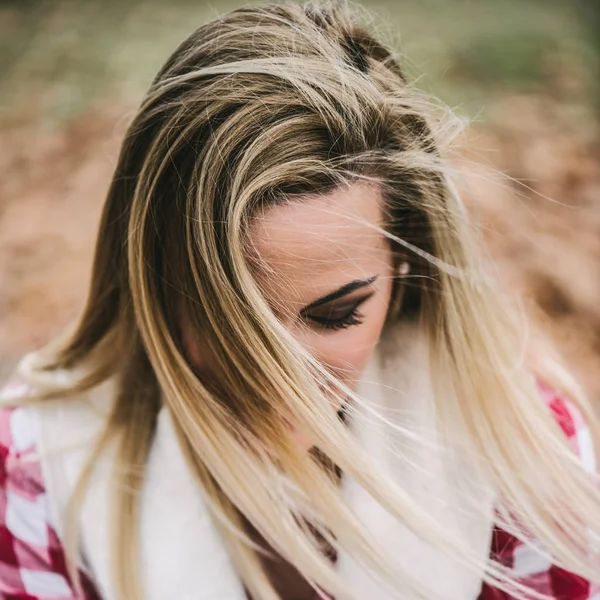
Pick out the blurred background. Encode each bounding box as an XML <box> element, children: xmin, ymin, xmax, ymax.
<box><xmin>0</xmin><ymin>0</ymin><xmax>599</xmax><ymax>400</ymax></box>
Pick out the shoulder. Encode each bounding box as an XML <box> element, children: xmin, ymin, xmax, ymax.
<box><xmin>0</xmin><ymin>378</ymin><xmax>79</xmax><ymax>599</ymax></box>
<box><xmin>480</xmin><ymin>382</ymin><xmax>599</xmax><ymax>600</ymax></box>
<box><xmin>0</xmin><ymin>379</ymin><xmax>43</xmax><ymax>495</ymax></box>
<box><xmin>537</xmin><ymin>381</ymin><xmax>596</xmax><ymax>473</ymax></box>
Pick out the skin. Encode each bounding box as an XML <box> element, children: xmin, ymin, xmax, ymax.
<box><xmin>182</xmin><ymin>181</ymin><xmax>395</xmax><ymax>446</ymax></box>
<box><xmin>182</xmin><ymin>181</ymin><xmax>396</xmax><ymax>598</ymax></box>
<box><xmin>246</xmin><ymin>181</ymin><xmax>395</xmax><ymax>448</ymax></box>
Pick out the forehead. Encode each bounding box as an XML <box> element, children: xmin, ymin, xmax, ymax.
<box><xmin>247</xmin><ymin>182</ymin><xmax>389</xmax><ymax>309</ymax></box>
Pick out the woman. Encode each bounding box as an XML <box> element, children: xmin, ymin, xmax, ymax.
<box><xmin>1</xmin><ymin>2</ymin><xmax>599</xmax><ymax>599</ymax></box>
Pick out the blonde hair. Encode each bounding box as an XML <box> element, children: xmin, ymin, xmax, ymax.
<box><xmin>15</xmin><ymin>1</ymin><xmax>600</xmax><ymax>599</ymax></box>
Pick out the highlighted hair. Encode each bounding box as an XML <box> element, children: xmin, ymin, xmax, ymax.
<box><xmin>16</xmin><ymin>2</ymin><xmax>600</xmax><ymax>599</ymax></box>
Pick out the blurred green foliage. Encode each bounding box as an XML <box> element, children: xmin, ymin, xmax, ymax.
<box><xmin>0</xmin><ymin>0</ymin><xmax>596</xmax><ymax>128</ymax></box>
<box><xmin>449</xmin><ymin>32</ymin><xmax>559</xmax><ymax>88</ymax></box>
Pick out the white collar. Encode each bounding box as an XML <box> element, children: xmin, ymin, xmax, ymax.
<box><xmin>25</xmin><ymin>319</ymin><xmax>495</xmax><ymax>599</ymax></box>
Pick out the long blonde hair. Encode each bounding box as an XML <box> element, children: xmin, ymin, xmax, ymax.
<box><xmin>15</xmin><ymin>1</ymin><xmax>600</xmax><ymax>599</ymax></box>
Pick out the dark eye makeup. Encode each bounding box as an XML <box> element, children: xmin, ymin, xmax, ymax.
<box><xmin>302</xmin><ymin>293</ymin><xmax>373</xmax><ymax>331</ymax></box>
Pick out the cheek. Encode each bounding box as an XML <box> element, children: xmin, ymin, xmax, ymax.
<box><xmin>296</xmin><ymin>284</ymin><xmax>393</xmax><ymax>389</ymax></box>
<box><xmin>320</xmin><ymin>294</ymin><xmax>390</xmax><ymax>382</ymax></box>
<box><xmin>289</xmin><ymin>292</ymin><xmax>391</xmax><ymax>451</ymax></box>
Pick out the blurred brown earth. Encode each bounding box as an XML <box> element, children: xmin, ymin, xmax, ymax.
<box><xmin>0</xmin><ymin>94</ymin><xmax>599</xmax><ymax>401</ymax></box>
<box><xmin>460</xmin><ymin>95</ymin><xmax>600</xmax><ymax>401</ymax></box>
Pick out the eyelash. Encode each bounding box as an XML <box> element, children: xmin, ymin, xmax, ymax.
<box><xmin>305</xmin><ymin>299</ymin><xmax>368</xmax><ymax>331</ymax></box>
<box><xmin>323</xmin><ymin>307</ymin><xmax>365</xmax><ymax>330</ymax></box>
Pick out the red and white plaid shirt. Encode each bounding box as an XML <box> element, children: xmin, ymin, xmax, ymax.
<box><xmin>0</xmin><ymin>378</ymin><xmax>598</xmax><ymax>599</ymax></box>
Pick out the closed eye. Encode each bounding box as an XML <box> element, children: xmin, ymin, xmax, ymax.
<box><xmin>302</xmin><ymin>294</ymin><xmax>372</xmax><ymax>330</ymax></box>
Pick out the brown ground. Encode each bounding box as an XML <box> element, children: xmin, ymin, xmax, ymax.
<box><xmin>0</xmin><ymin>95</ymin><xmax>599</xmax><ymax>400</ymax></box>
<box><xmin>460</xmin><ymin>95</ymin><xmax>600</xmax><ymax>400</ymax></box>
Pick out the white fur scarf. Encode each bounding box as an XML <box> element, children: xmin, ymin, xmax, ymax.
<box><xmin>19</xmin><ymin>319</ymin><xmax>495</xmax><ymax>600</ymax></box>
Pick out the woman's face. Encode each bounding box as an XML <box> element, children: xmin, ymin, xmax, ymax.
<box><xmin>182</xmin><ymin>181</ymin><xmax>395</xmax><ymax>449</ymax></box>
<box><xmin>247</xmin><ymin>182</ymin><xmax>395</xmax><ymax>447</ymax></box>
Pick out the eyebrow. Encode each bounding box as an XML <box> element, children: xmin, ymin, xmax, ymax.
<box><xmin>300</xmin><ymin>275</ymin><xmax>378</xmax><ymax>314</ymax></box>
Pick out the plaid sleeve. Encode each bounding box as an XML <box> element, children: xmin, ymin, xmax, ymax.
<box><xmin>0</xmin><ymin>380</ymin><xmax>101</xmax><ymax>600</ymax></box>
<box><xmin>479</xmin><ymin>384</ymin><xmax>600</xmax><ymax>600</ymax></box>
